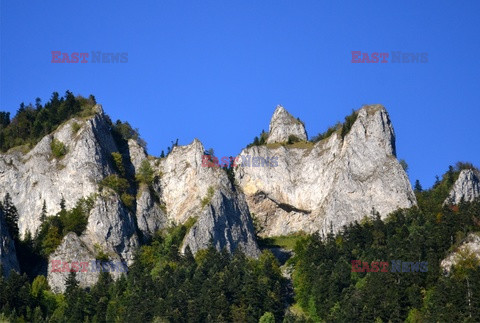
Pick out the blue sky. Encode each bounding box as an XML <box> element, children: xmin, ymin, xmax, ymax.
<box><xmin>1</xmin><ymin>1</ymin><xmax>479</xmax><ymax>188</ymax></box>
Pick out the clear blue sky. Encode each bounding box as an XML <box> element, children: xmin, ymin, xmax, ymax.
<box><xmin>1</xmin><ymin>1</ymin><xmax>479</xmax><ymax>188</ymax></box>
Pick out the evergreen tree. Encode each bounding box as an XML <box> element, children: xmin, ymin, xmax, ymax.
<box><xmin>60</xmin><ymin>196</ymin><xmax>66</xmax><ymax>211</ymax></box>
<box><xmin>2</xmin><ymin>193</ymin><xmax>19</xmax><ymax>240</ymax></box>
<box><xmin>65</xmin><ymin>271</ymin><xmax>85</xmax><ymax>322</ymax></box>
<box><xmin>414</xmin><ymin>179</ymin><xmax>423</xmax><ymax>192</ymax></box>
<box><xmin>40</xmin><ymin>200</ymin><xmax>47</xmax><ymax>223</ymax></box>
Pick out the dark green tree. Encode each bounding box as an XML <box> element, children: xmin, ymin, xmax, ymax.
<box><xmin>2</xmin><ymin>193</ymin><xmax>19</xmax><ymax>240</ymax></box>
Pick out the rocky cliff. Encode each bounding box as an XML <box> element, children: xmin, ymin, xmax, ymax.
<box><xmin>0</xmin><ymin>105</ymin><xmax>117</xmax><ymax>237</ymax></box>
<box><xmin>0</xmin><ymin>105</ymin><xmax>260</xmax><ymax>290</ymax></box>
<box><xmin>0</xmin><ymin>101</ymin><xmax>424</xmax><ymax>291</ymax></box>
<box><xmin>151</xmin><ymin>139</ymin><xmax>260</xmax><ymax>257</ymax></box>
<box><xmin>266</xmin><ymin>105</ymin><xmax>307</xmax><ymax>144</ymax></box>
<box><xmin>441</xmin><ymin>232</ymin><xmax>480</xmax><ymax>274</ymax></box>
<box><xmin>444</xmin><ymin>168</ymin><xmax>480</xmax><ymax>205</ymax></box>
<box><xmin>236</xmin><ymin>104</ymin><xmax>417</xmax><ymax>237</ymax></box>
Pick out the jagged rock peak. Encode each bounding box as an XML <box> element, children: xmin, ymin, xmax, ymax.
<box><xmin>236</xmin><ymin>104</ymin><xmax>416</xmax><ymax>237</ymax></box>
<box><xmin>153</xmin><ymin>138</ymin><xmax>260</xmax><ymax>257</ymax></box>
<box><xmin>92</xmin><ymin>104</ymin><xmax>104</xmax><ymax>115</ymax></box>
<box><xmin>266</xmin><ymin>105</ymin><xmax>307</xmax><ymax>144</ymax></box>
<box><xmin>350</xmin><ymin>104</ymin><xmax>396</xmax><ymax>157</ymax></box>
<box><xmin>445</xmin><ymin>168</ymin><xmax>480</xmax><ymax>205</ymax></box>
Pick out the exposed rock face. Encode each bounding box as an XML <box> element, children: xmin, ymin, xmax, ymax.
<box><xmin>81</xmin><ymin>194</ymin><xmax>140</xmax><ymax>264</ymax></box>
<box><xmin>441</xmin><ymin>233</ymin><xmax>480</xmax><ymax>274</ymax></box>
<box><xmin>0</xmin><ymin>100</ymin><xmax>422</xmax><ymax>290</ymax></box>
<box><xmin>445</xmin><ymin>169</ymin><xmax>480</xmax><ymax>205</ymax></box>
<box><xmin>266</xmin><ymin>105</ymin><xmax>307</xmax><ymax>144</ymax></box>
<box><xmin>0</xmin><ymin>103</ymin><xmax>261</xmax><ymax>290</ymax></box>
<box><xmin>47</xmin><ymin>232</ymin><xmax>125</xmax><ymax>293</ymax></box>
<box><xmin>236</xmin><ymin>104</ymin><xmax>417</xmax><ymax>237</ymax></box>
<box><xmin>47</xmin><ymin>194</ymin><xmax>139</xmax><ymax>292</ymax></box>
<box><xmin>0</xmin><ymin>105</ymin><xmax>117</xmax><ymax>237</ymax></box>
<box><xmin>0</xmin><ymin>209</ymin><xmax>19</xmax><ymax>276</ymax></box>
<box><xmin>135</xmin><ymin>186</ymin><xmax>167</xmax><ymax>241</ymax></box>
<box><xmin>153</xmin><ymin>139</ymin><xmax>260</xmax><ymax>257</ymax></box>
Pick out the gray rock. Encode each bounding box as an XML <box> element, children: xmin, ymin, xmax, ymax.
<box><xmin>127</xmin><ymin>139</ymin><xmax>148</xmax><ymax>174</ymax></box>
<box><xmin>182</xmin><ymin>188</ymin><xmax>260</xmax><ymax>258</ymax></box>
<box><xmin>47</xmin><ymin>232</ymin><xmax>126</xmax><ymax>293</ymax></box>
<box><xmin>0</xmin><ymin>208</ymin><xmax>19</xmax><ymax>276</ymax></box>
<box><xmin>266</xmin><ymin>105</ymin><xmax>307</xmax><ymax>144</ymax></box>
<box><xmin>135</xmin><ymin>185</ymin><xmax>168</xmax><ymax>241</ymax></box>
<box><xmin>81</xmin><ymin>193</ymin><xmax>140</xmax><ymax>265</ymax></box>
<box><xmin>0</xmin><ymin>105</ymin><xmax>118</xmax><ymax>238</ymax></box>
<box><xmin>236</xmin><ymin>104</ymin><xmax>417</xmax><ymax>237</ymax></box>
<box><xmin>47</xmin><ymin>193</ymin><xmax>139</xmax><ymax>292</ymax></box>
<box><xmin>153</xmin><ymin>139</ymin><xmax>260</xmax><ymax>257</ymax></box>
<box><xmin>445</xmin><ymin>169</ymin><xmax>480</xmax><ymax>205</ymax></box>
<box><xmin>441</xmin><ymin>232</ymin><xmax>480</xmax><ymax>274</ymax></box>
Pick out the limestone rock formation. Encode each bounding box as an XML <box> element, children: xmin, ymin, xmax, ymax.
<box><xmin>236</xmin><ymin>104</ymin><xmax>417</xmax><ymax>237</ymax></box>
<box><xmin>444</xmin><ymin>168</ymin><xmax>480</xmax><ymax>205</ymax></box>
<box><xmin>135</xmin><ymin>186</ymin><xmax>167</xmax><ymax>241</ymax></box>
<box><xmin>0</xmin><ymin>100</ymin><xmax>422</xmax><ymax>290</ymax></box>
<box><xmin>152</xmin><ymin>139</ymin><xmax>260</xmax><ymax>257</ymax></box>
<box><xmin>0</xmin><ymin>209</ymin><xmax>19</xmax><ymax>276</ymax></box>
<box><xmin>266</xmin><ymin>105</ymin><xmax>307</xmax><ymax>144</ymax></box>
<box><xmin>0</xmin><ymin>103</ymin><xmax>261</xmax><ymax>290</ymax></box>
<box><xmin>441</xmin><ymin>232</ymin><xmax>480</xmax><ymax>274</ymax></box>
<box><xmin>47</xmin><ymin>232</ymin><xmax>125</xmax><ymax>293</ymax></box>
<box><xmin>0</xmin><ymin>105</ymin><xmax>117</xmax><ymax>238</ymax></box>
<box><xmin>81</xmin><ymin>194</ymin><xmax>140</xmax><ymax>264</ymax></box>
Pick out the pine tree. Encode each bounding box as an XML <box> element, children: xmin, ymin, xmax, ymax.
<box><xmin>65</xmin><ymin>271</ymin><xmax>85</xmax><ymax>322</ymax></box>
<box><xmin>414</xmin><ymin>180</ymin><xmax>423</xmax><ymax>192</ymax></box>
<box><xmin>2</xmin><ymin>193</ymin><xmax>19</xmax><ymax>240</ymax></box>
<box><xmin>60</xmin><ymin>196</ymin><xmax>66</xmax><ymax>211</ymax></box>
<box><xmin>40</xmin><ymin>200</ymin><xmax>47</xmax><ymax>223</ymax></box>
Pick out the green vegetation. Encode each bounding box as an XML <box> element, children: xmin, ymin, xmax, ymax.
<box><xmin>50</xmin><ymin>138</ymin><xmax>67</xmax><ymax>158</ymax></box>
<box><xmin>136</xmin><ymin>159</ymin><xmax>154</xmax><ymax>186</ymax></box>
<box><xmin>287</xmin><ymin>134</ymin><xmax>301</xmax><ymax>144</ymax></box>
<box><xmin>0</xmin><ymin>193</ymin><xmax>19</xmax><ymax>241</ymax></box>
<box><xmin>311</xmin><ymin>109</ymin><xmax>358</xmax><ymax>143</ymax></box>
<box><xmin>94</xmin><ymin>243</ymin><xmax>109</xmax><ymax>261</ymax></box>
<box><xmin>111</xmin><ymin>119</ymin><xmax>146</xmax><ymax>149</ymax></box>
<box><xmin>246</xmin><ymin>129</ymin><xmax>268</xmax><ymax>148</ymax></box>
<box><xmin>0</xmin><ymin>221</ymin><xmax>287</xmax><ymax>322</ymax></box>
<box><xmin>340</xmin><ymin>109</ymin><xmax>358</xmax><ymax>139</ymax></box>
<box><xmin>310</xmin><ymin>122</ymin><xmax>342</xmax><ymax>143</ymax></box>
<box><xmin>291</xmin><ymin>166</ymin><xmax>480</xmax><ymax>322</ymax></box>
<box><xmin>33</xmin><ymin>196</ymin><xmax>95</xmax><ymax>256</ymax></box>
<box><xmin>111</xmin><ymin>152</ymin><xmax>126</xmax><ymax>177</ymax></box>
<box><xmin>99</xmin><ymin>174</ymin><xmax>129</xmax><ymax>194</ymax></box>
<box><xmin>99</xmin><ymin>174</ymin><xmax>135</xmax><ymax>209</ymax></box>
<box><xmin>416</xmin><ymin>163</ymin><xmax>466</xmax><ymax>214</ymax></box>
<box><xmin>200</xmin><ymin>186</ymin><xmax>215</xmax><ymax>208</ymax></box>
<box><xmin>71</xmin><ymin>122</ymin><xmax>81</xmax><ymax>135</ymax></box>
<box><xmin>0</xmin><ymin>91</ymin><xmax>96</xmax><ymax>152</ymax></box>
<box><xmin>258</xmin><ymin>233</ymin><xmax>308</xmax><ymax>250</ymax></box>
<box><xmin>120</xmin><ymin>193</ymin><xmax>135</xmax><ymax>209</ymax></box>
